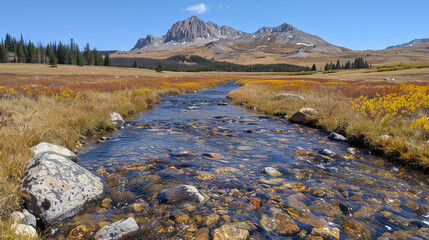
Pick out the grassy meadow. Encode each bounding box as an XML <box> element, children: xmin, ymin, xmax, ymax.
<box><xmin>0</xmin><ymin>63</ymin><xmax>231</xmax><ymax>238</ymax></box>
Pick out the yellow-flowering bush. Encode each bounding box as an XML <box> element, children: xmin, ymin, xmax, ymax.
<box><xmin>351</xmin><ymin>84</ymin><xmax>429</xmax><ymax>119</ymax></box>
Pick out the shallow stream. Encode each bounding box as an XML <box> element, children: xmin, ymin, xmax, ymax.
<box><xmin>53</xmin><ymin>82</ymin><xmax>429</xmax><ymax>239</ymax></box>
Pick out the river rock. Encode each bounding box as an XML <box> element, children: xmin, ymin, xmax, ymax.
<box><xmin>22</xmin><ymin>151</ymin><xmax>104</xmax><ymax>225</ymax></box>
<box><xmin>21</xmin><ymin>209</ymin><xmax>37</xmax><ymax>228</ymax></box>
<box><xmin>195</xmin><ymin>171</ymin><xmax>215</xmax><ymax>180</ymax></box>
<box><xmin>31</xmin><ymin>142</ymin><xmax>76</xmax><ymax>160</ymax></box>
<box><xmin>328</xmin><ymin>132</ymin><xmax>347</xmax><ymax>142</ymax></box>
<box><xmin>261</xmin><ymin>167</ymin><xmax>282</xmax><ymax>177</ymax></box>
<box><xmin>289</xmin><ymin>108</ymin><xmax>318</xmax><ymax>125</ymax></box>
<box><xmin>94</xmin><ymin>217</ymin><xmax>139</xmax><ymax>240</ymax></box>
<box><xmin>10</xmin><ymin>211</ymin><xmax>25</xmax><ymax>224</ymax></box>
<box><xmin>275</xmin><ymin>93</ymin><xmax>305</xmax><ymax>101</ymax></box>
<box><xmin>14</xmin><ymin>223</ymin><xmax>37</xmax><ymax>238</ymax></box>
<box><xmin>310</xmin><ymin>227</ymin><xmax>340</xmax><ymax>239</ymax></box>
<box><xmin>259</xmin><ymin>207</ymin><xmax>300</xmax><ymax>235</ymax></box>
<box><xmin>158</xmin><ymin>185</ymin><xmax>205</xmax><ymax>204</ymax></box>
<box><xmin>214</xmin><ymin>167</ymin><xmax>239</xmax><ymax>174</ymax></box>
<box><xmin>213</xmin><ymin>223</ymin><xmax>249</xmax><ymax>240</ymax></box>
<box><xmin>110</xmin><ymin>112</ymin><xmax>125</xmax><ymax>128</ymax></box>
<box><xmin>322</xmin><ymin>149</ymin><xmax>336</xmax><ymax>157</ymax></box>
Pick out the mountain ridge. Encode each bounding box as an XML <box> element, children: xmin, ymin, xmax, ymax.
<box><xmin>132</xmin><ymin>16</ymin><xmax>342</xmax><ymax>54</ymax></box>
<box><xmin>386</xmin><ymin>38</ymin><xmax>429</xmax><ymax>49</ymax></box>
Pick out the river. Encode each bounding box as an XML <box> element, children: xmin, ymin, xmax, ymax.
<box><xmin>53</xmin><ymin>81</ymin><xmax>429</xmax><ymax>239</ymax></box>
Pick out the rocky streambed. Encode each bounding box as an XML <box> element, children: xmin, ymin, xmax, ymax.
<box><xmin>20</xmin><ymin>82</ymin><xmax>429</xmax><ymax>239</ymax></box>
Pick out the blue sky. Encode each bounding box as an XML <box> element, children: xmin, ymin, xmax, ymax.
<box><xmin>1</xmin><ymin>0</ymin><xmax>428</xmax><ymax>51</ymax></box>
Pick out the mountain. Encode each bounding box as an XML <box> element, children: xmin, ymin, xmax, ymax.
<box><xmin>386</xmin><ymin>38</ymin><xmax>429</xmax><ymax>49</ymax></box>
<box><xmin>131</xmin><ymin>16</ymin><xmax>343</xmax><ymax>54</ymax></box>
<box><xmin>133</xmin><ymin>16</ymin><xmax>245</xmax><ymax>50</ymax></box>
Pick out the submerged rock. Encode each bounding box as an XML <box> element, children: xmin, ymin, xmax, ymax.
<box><xmin>110</xmin><ymin>112</ymin><xmax>125</xmax><ymax>128</ymax></box>
<box><xmin>259</xmin><ymin>207</ymin><xmax>300</xmax><ymax>235</ymax></box>
<box><xmin>31</xmin><ymin>142</ymin><xmax>76</xmax><ymax>160</ymax></box>
<box><xmin>195</xmin><ymin>171</ymin><xmax>215</xmax><ymax>180</ymax></box>
<box><xmin>261</xmin><ymin>167</ymin><xmax>282</xmax><ymax>177</ymax></box>
<box><xmin>22</xmin><ymin>150</ymin><xmax>104</xmax><ymax>225</ymax></box>
<box><xmin>213</xmin><ymin>223</ymin><xmax>250</xmax><ymax>240</ymax></box>
<box><xmin>328</xmin><ymin>132</ymin><xmax>347</xmax><ymax>142</ymax></box>
<box><xmin>94</xmin><ymin>217</ymin><xmax>139</xmax><ymax>240</ymax></box>
<box><xmin>158</xmin><ymin>185</ymin><xmax>205</xmax><ymax>204</ymax></box>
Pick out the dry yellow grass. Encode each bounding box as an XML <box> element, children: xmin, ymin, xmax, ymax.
<box><xmin>0</xmin><ymin>63</ymin><xmax>231</xmax><ymax>239</ymax></box>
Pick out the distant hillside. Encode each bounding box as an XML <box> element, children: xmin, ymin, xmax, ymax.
<box><xmin>111</xmin><ymin>54</ymin><xmax>311</xmax><ymax>72</ymax></box>
<box><xmin>386</xmin><ymin>38</ymin><xmax>429</xmax><ymax>49</ymax></box>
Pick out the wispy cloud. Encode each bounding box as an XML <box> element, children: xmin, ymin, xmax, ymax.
<box><xmin>183</xmin><ymin>3</ymin><xmax>209</xmax><ymax>14</ymax></box>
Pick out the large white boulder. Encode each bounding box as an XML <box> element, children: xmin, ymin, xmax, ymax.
<box><xmin>22</xmin><ymin>151</ymin><xmax>104</xmax><ymax>225</ymax></box>
<box><xmin>31</xmin><ymin>142</ymin><xmax>76</xmax><ymax>160</ymax></box>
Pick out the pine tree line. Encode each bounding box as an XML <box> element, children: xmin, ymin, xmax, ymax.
<box><xmin>323</xmin><ymin>58</ymin><xmax>370</xmax><ymax>71</ymax></box>
<box><xmin>0</xmin><ymin>34</ymin><xmax>109</xmax><ymax>66</ymax></box>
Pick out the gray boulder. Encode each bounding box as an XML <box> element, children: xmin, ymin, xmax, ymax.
<box><xmin>289</xmin><ymin>108</ymin><xmax>318</xmax><ymax>125</ymax></box>
<box><xmin>13</xmin><ymin>224</ymin><xmax>37</xmax><ymax>238</ymax></box>
<box><xmin>261</xmin><ymin>167</ymin><xmax>282</xmax><ymax>177</ymax></box>
<box><xmin>94</xmin><ymin>217</ymin><xmax>139</xmax><ymax>240</ymax></box>
<box><xmin>328</xmin><ymin>132</ymin><xmax>347</xmax><ymax>142</ymax></box>
<box><xmin>110</xmin><ymin>112</ymin><xmax>125</xmax><ymax>128</ymax></box>
<box><xmin>31</xmin><ymin>142</ymin><xmax>76</xmax><ymax>160</ymax></box>
<box><xmin>275</xmin><ymin>93</ymin><xmax>305</xmax><ymax>101</ymax></box>
<box><xmin>22</xmin><ymin>151</ymin><xmax>104</xmax><ymax>225</ymax></box>
<box><xmin>158</xmin><ymin>185</ymin><xmax>205</xmax><ymax>204</ymax></box>
<box><xmin>21</xmin><ymin>209</ymin><xmax>37</xmax><ymax>228</ymax></box>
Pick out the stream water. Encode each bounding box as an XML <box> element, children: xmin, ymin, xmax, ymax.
<box><xmin>53</xmin><ymin>82</ymin><xmax>429</xmax><ymax>239</ymax></box>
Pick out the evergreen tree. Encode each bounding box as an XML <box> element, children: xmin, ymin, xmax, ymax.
<box><xmin>133</xmin><ymin>59</ymin><xmax>138</xmax><ymax>68</ymax></box>
<box><xmin>345</xmin><ymin>60</ymin><xmax>351</xmax><ymax>69</ymax></box>
<box><xmin>16</xmin><ymin>43</ymin><xmax>26</xmax><ymax>63</ymax></box>
<box><xmin>49</xmin><ymin>52</ymin><xmax>57</xmax><ymax>67</ymax></box>
<box><xmin>155</xmin><ymin>62</ymin><xmax>162</xmax><ymax>72</ymax></box>
<box><xmin>104</xmin><ymin>53</ymin><xmax>110</xmax><ymax>66</ymax></box>
<box><xmin>311</xmin><ymin>63</ymin><xmax>316</xmax><ymax>71</ymax></box>
<box><xmin>0</xmin><ymin>44</ymin><xmax>8</xmax><ymax>63</ymax></box>
<box><xmin>324</xmin><ymin>63</ymin><xmax>330</xmax><ymax>71</ymax></box>
<box><xmin>336</xmin><ymin>59</ymin><xmax>340</xmax><ymax>69</ymax></box>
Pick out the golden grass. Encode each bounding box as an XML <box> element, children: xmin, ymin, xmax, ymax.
<box><xmin>228</xmin><ymin>78</ymin><xmax>429</xmax><ymax>171</ymax></box>
<box><xmin>0</xmin><ymin>63</ymin><xmax>230</xmax><ymax>239</ymax></box>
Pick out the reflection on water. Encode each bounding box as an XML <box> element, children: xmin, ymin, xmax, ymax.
<box><xmin>54</xmin><ymin>82</ymin><xmax>429</xmax><ymax>239</ymax></box>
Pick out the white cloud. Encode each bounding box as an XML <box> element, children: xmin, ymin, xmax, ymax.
<box><xmin>184</xmin><ymin>3</ymin><xmax>209</xmax><ymax>14</ymax></box>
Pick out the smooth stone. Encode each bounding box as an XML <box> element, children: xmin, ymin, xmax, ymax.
<box><xmin>158</xmin><ymin>185</ymin><xmax>205</xmax><ymax>204</ymax></box>
<box><xmin>275</xmin><ymin>93</ymin><xmax>305</xmax><ymax>100</ymax></box>
<box><xmin>10</xmin><ymin>211</ymin><xmax>25</xmax><ymax>224</ymax></box>
<box><xmin>195</xmin><ymin>171</ymin><xmax>215</xmax><ymax>180</ymax></box>
<box><xmin>213</xmin><ymin>223</ymin><xmax>249</xmax><ymax>240</ymax></box>
<box><xmin>322</xmin><ymin>149</ymin><xmax>336</xmax><ymax>157</ymax></box>
<box><xmin>310</xmin><ymin>227</ymin><xmax>340</xmax><ymax>239</ymax></box>
<box><xmin>21</xmin><ymin>209</ymin><xmax>37</xmax><ymax>228</ymax></box>
<box><xmin>259</xmin><ymin>207</ymin><xmax>300</xmax><ymax>235</ymax></box>
<box><xmin>22</xmin><ymin>151</ymin><xmax>104</xmax><ymax>225</ymax></box>
<box><xmin>14</xmin><ymin>224</ymin><xmax>37</xmax><ymax>238</ymax></box>
<box><xmin>110</xmin><ymin>112</ymin><xmax>125</xmax><ymax>128</ymax></box>
<box><xmin>94</xmin><ymin>217</ymin><xmax>139</xmax><ymax>240</ymax></box>
<box><xmin>289</xmin><ymin>107</ymin><xmax>318</xmax><ymax>124</ymax></box>
<box><xmin>31</xmin><ymin>142</ymin><xmax>76</xmax><ymax>160</ymax></box>
<box><xmin>328</xmin><ymin>132</ymin><xmax>347</xmax><ymax>141</ymax></box>
<box><xmin>261</xmin><ymin>167</ymin><xmax>282</xmax><ymax>177</ymax></box>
